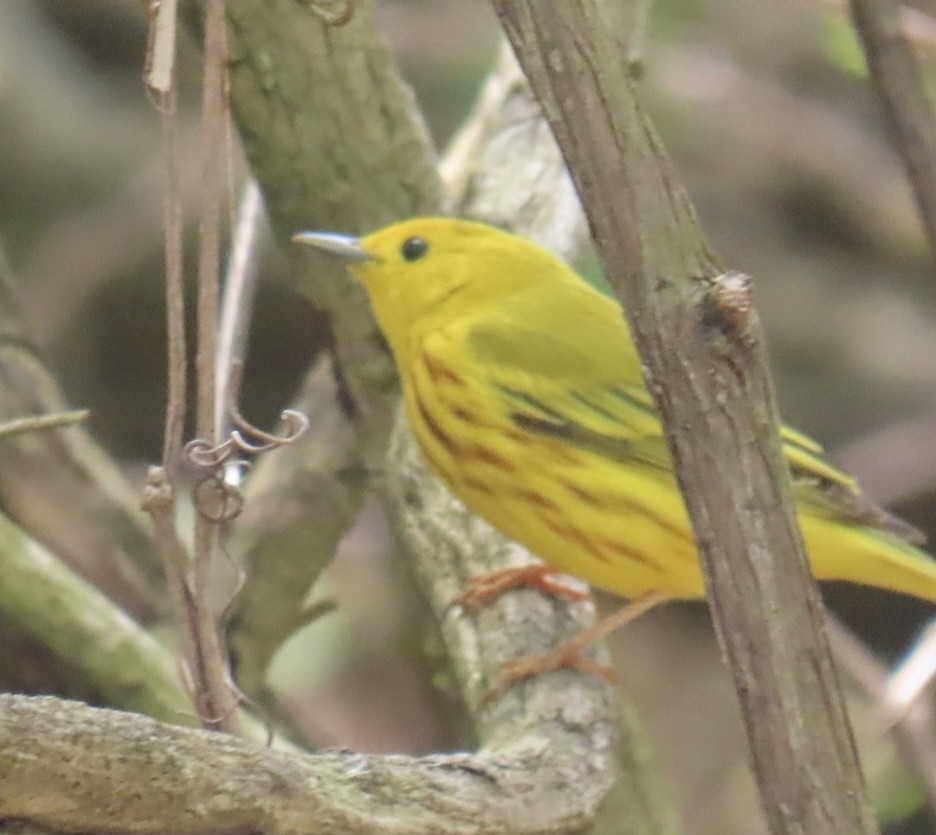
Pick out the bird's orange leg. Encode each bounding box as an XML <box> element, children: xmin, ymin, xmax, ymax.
<box><xmin>492</xmin><ymin>590</ymin><xmax>670</xmax><ymax>696</ymax></box>
<box><xmin>458</xmin><ymin>563</ymin><xmax>591</xmax><ymax>610</ymax></box>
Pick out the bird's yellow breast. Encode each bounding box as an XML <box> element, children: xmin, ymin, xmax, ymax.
<box><xmin>402</xmin><ymin>331</ymin><xmax>705</xmax><ymax>599</ymax></box>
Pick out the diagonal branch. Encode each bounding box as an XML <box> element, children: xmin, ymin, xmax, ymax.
<box><xmin>489</xmin><ymin>2</ymin><xmax>878</xmax><ymax>833</ymax></box>
<box><xmin>0</xmin><ymin>252</ymin><xmax>162</xmax><ymax>621</ymax></box>
<box><xmin>0</xmin><ymin>511</ymin><xmax>192</xmax><ymax>721</ymax></box>
<box><xmin>849</xmin><ymin>0</ymin><xmax>936</xmax><ymax>257</ymax></box>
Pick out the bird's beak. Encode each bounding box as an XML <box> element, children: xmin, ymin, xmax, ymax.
<box><xmin>291</xmin><ymin>231</ymin><xmax>375</xmax><ymax>263</ymax></box>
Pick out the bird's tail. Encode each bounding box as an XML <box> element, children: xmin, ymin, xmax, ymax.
<box><xmin>804</xmin><ymin>515</ymin><xmax>936</xmax><ymax>603</ymax></box>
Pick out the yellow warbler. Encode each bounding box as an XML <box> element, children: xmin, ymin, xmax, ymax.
<box><xmin>295</xmin><ymin>218</ymin><xmax>936</xmax><ymax>613</ymax></box>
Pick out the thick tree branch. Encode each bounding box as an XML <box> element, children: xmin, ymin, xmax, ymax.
<box><xmin>490</xmin><ymin>2</ymin><xmax>878</xmax><ymax>833</ymax></box>
<box><xmin>206</xmin><ymin>0</ymin><xmax>442</xmax><ymax>683</ymax></box>
<box><xmin>0</xmin><ymin>692</ymin><xmax>650</xmax><ymax>835</ymax></box>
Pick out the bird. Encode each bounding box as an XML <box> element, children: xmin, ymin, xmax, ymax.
<box><xmin>294</xmin><ymin>217</ymin><xmax>936</xmax><ymax>680</ymax></box>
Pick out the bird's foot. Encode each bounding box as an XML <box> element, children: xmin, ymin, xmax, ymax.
<box><xmin>486</xmin><ymin>591</ymin><xmax>670</xmax><ymax>700</ymax></box>
<box><xmin>458</xmin><ymin>563</ymin><xmax>590</xmax><ymax>610</ymax></box>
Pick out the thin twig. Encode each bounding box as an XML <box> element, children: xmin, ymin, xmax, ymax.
<box><xmin>143</xmin><ymin>0</ymin><xmax>205</xmax><ymax>732</ymax></box>
<box><xmin>142</xmin><ymin>471</ymin><xmax>251</xmax><ymax>736</ymax></box>
<box><xmin>884</xmin><ymin>622</ymin><xmax>936</xmax><ymax>726</ymax></box>
<box><xmin>196</xmin><ymin>0</ymin><xmax>225</xmax><ymax>449</ymax></box>
<box><xmin>140</xmin><ymin>468</ymin><xmax>192</xmax><ymax>643</ymax></box>
<box><xmin>158</xmin><ymin>61</ymin><xmax>187</xmax><ymax>474</ymax></box>
<box><xmin>144</xmin><ymin>0</ymin><xmax>241</xmax><ymax>737</ymax></box>
<box><xmin>0</xmin><ymin>409</ymin><xmax>89</xmax><ymax>438</ymax></box>
<box><xmin>215</xmin><ymin>178</ymin><xmax>264</xmax><ymax>445</ymax></box>
<box><xmin>849</xmin><ymin>0</ymin><xmax>936</xmax><ymax>257</ymax></box>
<box><xmin>190</xmin><ymin>0</ymin><xmax>239</xmax><ymax>735</ymax></box>
<box><xmin>144</xmin><ymin>0</ymin><xmax>179</xmax><ymax>93</ymax></box>
<box><xmin>826</xmin><ymin>615</ymin><xmax>936</xmax><ymax>811</ymax></box>
<box><xmin>140</xmin><ymin>468</ymin><xmax>228</xmax><ymax>733</ymax></box>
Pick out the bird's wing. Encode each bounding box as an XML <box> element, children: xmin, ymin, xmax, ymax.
<box><xmin>462</xmin><ymin>283</ymin><xmax>670</xmax><ymax>472</ymax></box>
<box><xmin>458</xmin><ymin>284</ymin><xmax>922</xmax><ymax>540</ymax></box>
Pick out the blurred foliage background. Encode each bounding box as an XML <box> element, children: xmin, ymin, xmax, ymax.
<box><xmin>2</xmin><ymin>0</ymin><xmax>936</xmax><ymax>832</ymax></box>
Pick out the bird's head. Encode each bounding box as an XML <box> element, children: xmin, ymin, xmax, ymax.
<box><xmin>293</xmin><ymin>217</ymin><xmax>550</xmax><ymax>354</ymax></box>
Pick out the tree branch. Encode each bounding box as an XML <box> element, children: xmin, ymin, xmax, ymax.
<box><xmin>849</xmin><ymin>0</ymin><xmax>936</xmax><ymax>257</ymax></box>
<box><xmin>226</xmin><ymin>356</ymin><xmax>363</xmax><ymax>694</ymax></box>
<box><xmin>0</xmin><ymin>511</ymin><xmax>192</xmax><ymax>722</ymax></box>
<box><xmin>0</xmin><ymin>692</ymin><xmax>643</xmax><ymax>835</ymax></box>
<box><xmin>207</xmin><ymin>0</ymin><xmax>442</xmax><ymax>686</ymax></box>
<box><xmin>489</xmin><ymin>2</ymin><xmax>878</xmax><ymax>833</ymax></box>
<box><xmin>0</xmin><ymin>252</ymin><xmax>162</xmax><ymax>622</ymax></box>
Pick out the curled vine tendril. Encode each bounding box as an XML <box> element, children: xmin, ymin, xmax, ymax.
<box><xmin>184</xmin><ymin>410</ymin><xmax>308</xmax><ymax>472</ymax></box>
<box><xmin>183</xmin><ymin>364</ymin><xmax>310</xmax><ymax>522</ymax></box>
<box><xmin>192</xmin><ymin>477</ymin><xmax>245</xmax><ymax>523</ymax></box>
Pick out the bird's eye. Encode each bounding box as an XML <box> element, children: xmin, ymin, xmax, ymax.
<box><xmin>401</xmin><ymin>236</ymin><xmax>429</xmax><ymax>262</ymax></box>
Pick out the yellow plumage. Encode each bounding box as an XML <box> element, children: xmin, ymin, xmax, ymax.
<box><xmin>296</xmin><ymin>217</ymin><xmax>936</xmax><ymax>604</ymax></box>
